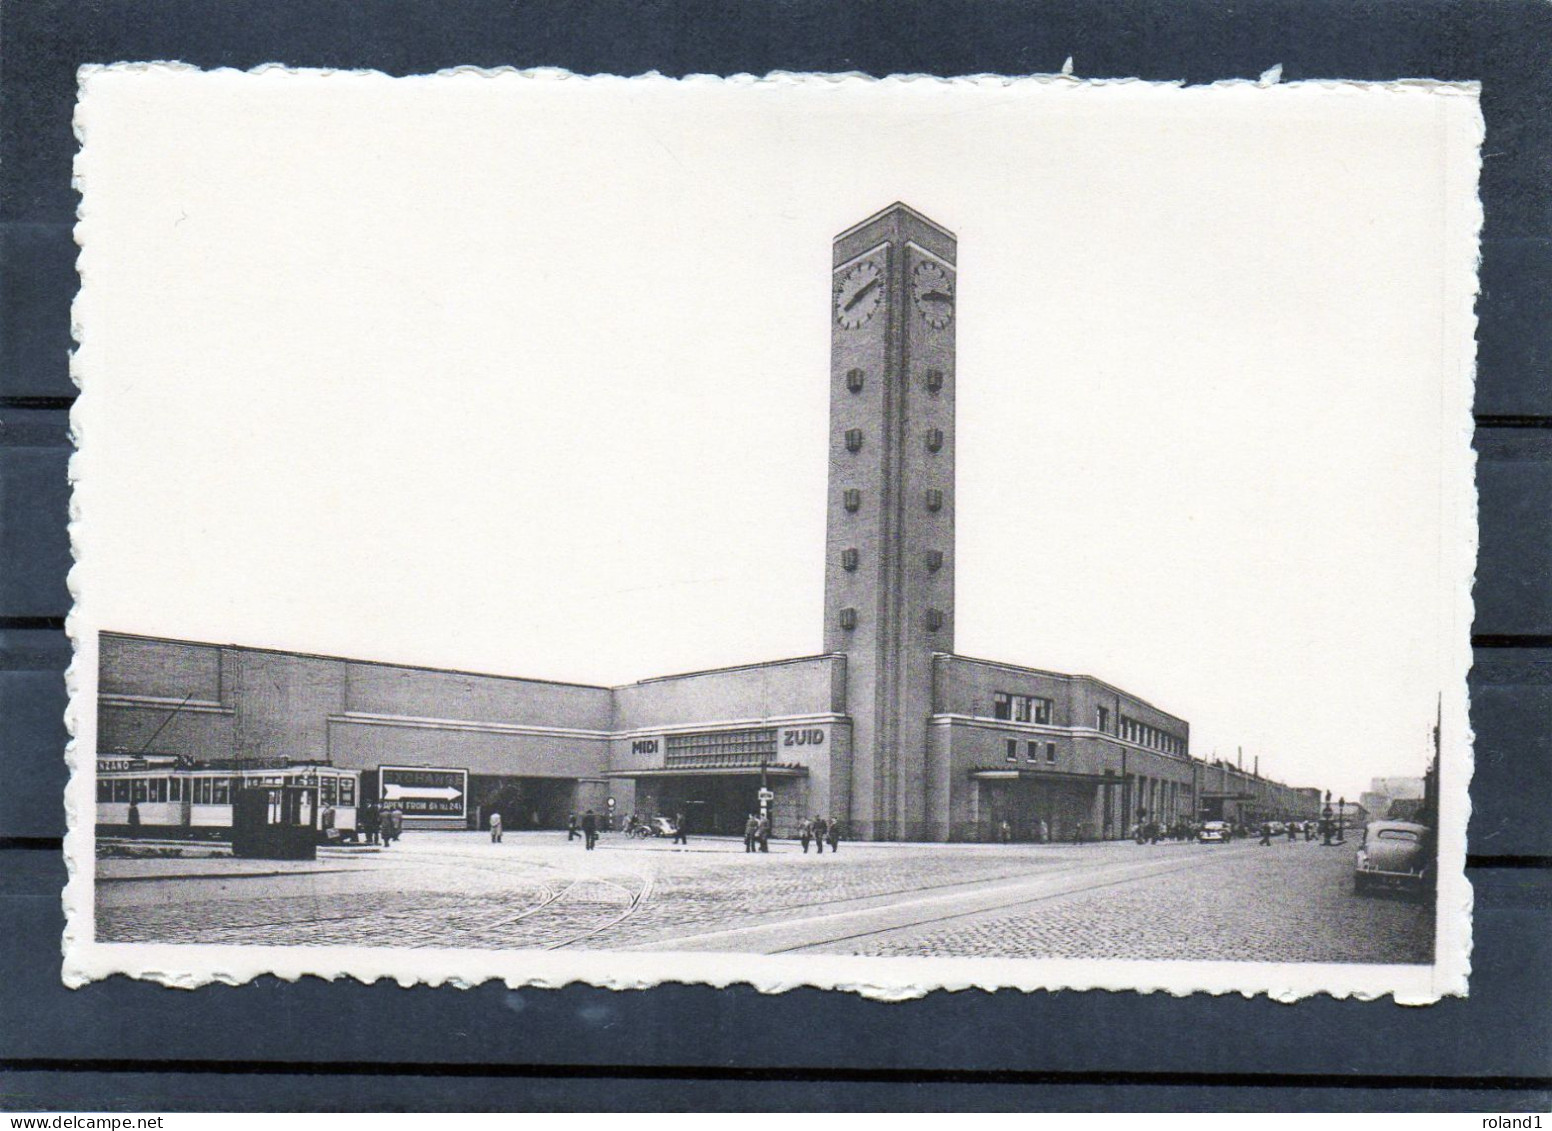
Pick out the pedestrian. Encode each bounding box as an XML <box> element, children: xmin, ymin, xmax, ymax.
<box><xmin>799</xmin><ymin>818</ymin><xmax>812</xmax><ymax>854</ymax></box>
<box><xmin>320</xmin><ymin>802</ymin><xmax>337</xmax><ymax>843</ymax></box>
<box><xmin>811</xmin><ymin>816</ymin><xmax>827</xmax><ymax>854</ymax></box>
<box><xmin>127</xmin><ymin>797</ymin><xmax>141</xmax><ymax>835</ymax></box>
<box><xmin>1286</xmin><ymin>821</ymin><xmax>1298</xmax><ymax>844</ymax></box>
<box><xmin>825</xmin><ymin>817</ymin><xmax>840</xmax><ymax>853</ymax></box>
<box><xmin>671</xmin><ymin>811</ymin><xmax>688</xmax><ymax>846</ymax></box>
<box><xmin>361</xmin><ymin>801</ymin><xmax>380</xmax><ymax>845</ymax></box>
<box><xmin>380</xmin><ymin>804</ymin><xmax>400</xmax><ymax>847</ymax></box>
<box><xmin>567</xmin><ymin>813</ymin><xmax>580</xmax><ymax>842</ymax></box>
<box><xmin>1304</xmin><ymin>820</ymin><xmax>1314</xmax><ymax>842</ymax></box>
<box><xmin>998</xmin><ymin>819</ymin><xmax>1012</xmax><ymax>845</ymax></box>
<box><xmin>582</xmin><ymin>808</ymin><xmax>598</xmax><ymax>850</ymax></box>
<box><xmin>490</xmin><ymin>810</ymin><xmax>503</xmax><ymax>843</ymax></box>
<box><xmin>743</xmin><ymin>814</ymin><xmax>759</xmax><ymax>853</ymax></box>
<box><xmin>1259</xmin><ymin>820</ymin><xmax>1272</xmax><ymax>846</ymax></box>
<box><xmin>756</xmin><ymin>814</ymin><xmax>771</xmax><ymax>853</ymax></box>
<box><xmin>1038</xmin><ymin>819</ymin><xmax>1050</xmax><ymax>845</ymax></box>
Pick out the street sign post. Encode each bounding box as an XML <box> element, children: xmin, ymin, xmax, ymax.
<box><xmin>377</xmin><ymin>766</ymin><xmax>468</xmax><ymax>827</ymax></box>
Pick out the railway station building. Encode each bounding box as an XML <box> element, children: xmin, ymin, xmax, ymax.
<box><xmin>96</xmin><ymin>204</ymin><xmax>1323</xmax><ymax>842</ymax></box>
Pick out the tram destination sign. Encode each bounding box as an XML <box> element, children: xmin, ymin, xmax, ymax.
<box><xmin>378</xmin><ymin>765</ymin><xmax>468</xmax><ymax>821</ymax></box>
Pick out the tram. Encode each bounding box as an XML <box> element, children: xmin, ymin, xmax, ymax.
<box><xmin>96</xmin><ymin>758</ymin><xmax>361</xmax><ymax>843</ymax></box>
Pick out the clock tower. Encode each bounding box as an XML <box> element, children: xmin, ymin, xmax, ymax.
<box><xmin>824</xmin><ymin>203</ymin><xmax>956</xmax><ymax>840</ymax></box>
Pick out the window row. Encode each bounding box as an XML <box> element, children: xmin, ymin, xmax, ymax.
<box><xmin>1119</xmin><ymin>715</ymin><xmax>1185</xmax><ymax>756</ymax></box>
<box><xmin>838</xmin><ymin>606</ymin><xmax>945</xmax><ymax>632</ymax></box>
<box><xmin>1005</xmin><ymin>738</ymin><xmax>1058</xmax><ymax>764</ymax></box>
<box><xmin>841</xmin><ymin>427</ymin><xmax>944</xmax><ymax>453</ymax></box>
<box><xmin>840</xmin><ymin>548</ymin><xmax>944</xmax><ymax>573</ymax></box>
<box><xmin>842</xmin><ymin>368</ymin><xmax>947</xmax><ymax>395</ymax></box>
<box><xmin>666</xmin><ymin>728</ymin><xmax>778</xmax><ymax>764</ymax></box>
<box><xmin>992</xmin><ymin>692</ymin><xmax>1053</xmax><ymax>725</ymax></box>
<box><xmin>95</xmin><ymin>774</ymin><xmax>356</xmax><ymax>806</ymax></box>
<box><xmin>840</xmin><ymin>488</ymin><xmax>945</xmax><ymax>513</ymax></box>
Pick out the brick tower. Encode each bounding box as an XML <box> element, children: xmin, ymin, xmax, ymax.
<box><xmin>823</xmin><ymin>203</ymin><xmax>956</xmax><ymax>840</ymax></box>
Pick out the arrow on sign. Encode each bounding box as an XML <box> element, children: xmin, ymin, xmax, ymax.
<box><xmin>384</xmin><ymin>784</ymin><xmax>463</xmax><ymax>802</ymax></box>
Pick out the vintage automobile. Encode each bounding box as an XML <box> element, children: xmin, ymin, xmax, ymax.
<box><xmin>1354</xmin><ymin>820</ymin><xmax>1434</xmax><ymax>896</ymax></box>
<box><xmin>1197</xmin><ymin>820</ymin><xmax>1231</xmax><ymax>843</ymax></box>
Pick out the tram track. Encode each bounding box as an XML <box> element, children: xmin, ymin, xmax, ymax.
<box><xmin>625</xmin><ymin>842</ymin><xmax>1264</xmax><ymax>954</ymax></box>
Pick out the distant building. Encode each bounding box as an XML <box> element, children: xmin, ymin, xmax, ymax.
<box><xmin>97</xmin><ymin>204</ymin><xmax>1326</xmax><ymax>842</ymax></box>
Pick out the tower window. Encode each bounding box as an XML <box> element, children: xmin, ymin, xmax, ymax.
<box><xmin>925</xmin><ymin>549</ymin><xmax>943</xmax><ymax>572</ymax></box>
<box><xmin>844</xmin><ymin>428</ymin><xmax>863</xmax><ymax>453</ymax></box>
<box><xmin>1096</xmin><ymin>706</ymin><xmax>1110</xmax><ymax>733</ymax></box>
<box><xmin>925</xmin><ymin>368</ymin><xmax>944</xmax><ymax>394</ymax></box>
<box><xmin>1026</xmin><ymin>741</ymin><xmax>1039</xmax><ymax>762</ymax></box>
<box><xmin>924</xmin><ymin>489</ymin><xmax>943</xmax><ymax>512</ymax></box>
<box><xmin>841</xmin><ymin>548</ymin><xmax>859</xmax><ymax>572</ymax></box>
<box><xmin>846</xmin><ymin>367</ymin><xmax>866</xmax><ymax>393</ymax></box>
<box><xmin>1047</xmin><ymin>743</ymin><xmax>1057</xmax><ymax>763</ymax></box>
<box><xmin>1005</xmin><ymin>739</ymin><xmax>1018</xmax><ymax>762</ymax></box>
<box><xmin>843</xmin><ymin>489</ymin><xmax>862</xmax><ymax>512</ymax></box>
<box><xmin>926</xmin><ymin>607</ymin><xmax>944</xmax><ymax>631</ymax></box>
<box><xmin>925</xmin><ymin>427</ymin><xmax>943</xmax><ymax>453</ymax></box>
<box><xmin>838</xmin><ymin>607</ymin><xmax>858</xmax><ymax>631</ymax></box>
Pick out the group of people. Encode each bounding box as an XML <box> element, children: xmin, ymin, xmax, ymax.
<box><xmin>358</xmin><ymin>800</ymin><xmax>402</xmax><ymax>846</ymax></box>
<box><xmin>797</xmin><ymin>816</ymin><xmax>841</xmax><ymax>854</ymax></box>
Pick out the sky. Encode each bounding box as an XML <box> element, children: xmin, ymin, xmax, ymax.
<box><xmin>72</xmin><ymin>68</ymin><xmax>1480</xmax><ymax>805</ymax></box>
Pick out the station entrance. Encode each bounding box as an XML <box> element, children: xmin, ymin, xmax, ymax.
<box><xmin>467</xmin><ymin>775</ymin><xmax>577</xmax><ymax>831</ymax></box>
<box><xmin>974</xmin><ymin>771</ymin><xmax>1103</xmax><ymax>843</ymax></box>
<box><xmin>623</xmin><ymin>770</ymin><xmax>807</xmax><ymax>837</ymax></box>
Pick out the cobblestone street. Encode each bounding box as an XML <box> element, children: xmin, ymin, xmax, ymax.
<box><xmin>96</xmin><ymin>831</ymin><xmax>1434</xmax><ymax>964</ymax></box>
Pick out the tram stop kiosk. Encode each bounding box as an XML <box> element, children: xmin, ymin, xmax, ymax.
<box><xmin>232</xmin><ymin>781</ymin><xmax>317</xmax><ymax>860</ymax></box>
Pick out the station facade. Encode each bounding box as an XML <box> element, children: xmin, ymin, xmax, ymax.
<box><xmin>97</xmin><ymin>204</ymin><xmax>1324</xmax><ymax>841</ymax></box>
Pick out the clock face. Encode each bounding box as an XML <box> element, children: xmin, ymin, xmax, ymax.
<box><xmin>912</xmin><ymin>260</ymin><xmax>954</xmax><ymax>329</ymax></box>
<box><xmin>835</xmin><ymin>261</ymin><xmax>883</xmax><ymax>329</ymax></box>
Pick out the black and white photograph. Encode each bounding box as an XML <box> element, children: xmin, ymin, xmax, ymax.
<box><xmin>65</xmin><ymin>67</ymin><xmax>1479</xmax><ymax>1000</ymax></box>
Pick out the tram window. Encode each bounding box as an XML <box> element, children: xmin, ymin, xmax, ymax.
<box><xmin>150</xmin><ymin>778</ymin><xmax>167</xmax><ymax>803</ymax></box>
<box><xmin>321</xmin><ymin>777</ymin><xmax>337</xmax><ymax>805</ymax></box>
<box><xmin>131</xmin><ymin>779</ymin><xmax>148</xmax><ymax>802</ymax></box>
<box><xmin>169</xmin><ymin>778</ymin><xmax>181</xmax><ymax>801</ymax></box>
<box><xmin>113</xmin><ymin>779</ymin><xmax>130</xmax><ymax>802</ymax></box>
<box><xmin>98</xmin><ymin>780</ymin><xmax>112</xmax><ymax>802</ymax></box>
<box><xmin>339</xmin><ymin>778</ymin><xmax>355</xmax><ymax>806</ymax></box>
<box><xmin>213</xmin><ymin>779</ymin><xmax>230</xmax><ymax>805</ymax></box>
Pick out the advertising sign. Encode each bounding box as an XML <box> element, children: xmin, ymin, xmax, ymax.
<box><xmin>378</xmin><ymin>765</ymin><xmax>468</xmax><ymax>823</ymax></box>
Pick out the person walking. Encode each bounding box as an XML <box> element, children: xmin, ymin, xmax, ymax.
<box><xmin>1259</xmin><ymin>820</ymin><xmax>1272</xmax><ymax>846</ymax></box>
<box><xmin>361</xmin><ymin>801</ymin><xmax>380</xmax><ymax>846</ymax></box>
<box><xmin>567</xmin><ymin>813</ymin><xmax>580</xmax><ymax>842</ymax></box>
<box><xmin>743</xmin><ymin>814</ymin><xmax>759</xmax><ymax>853</ymax></box>
<box><xmin>127</xmin><ymin>798</ymin><xmax>141</xmax><ymax>835</ymax></box>
<box><xmin>490</xmin><ymin>810</ymin><xmax>503</xmax><ymax>844</ymax></box>
<box><xmin>1286</xmin><ymin>821</ymin><xmax>1298</xmax><ymax>844</ymax></box>
<box><xmin>671</xmin><ymin>811</ymin><xmax>688</xmax><ymax>846</ymax></box>
<box><xmin>811</xmin><ymin>816</ymin><xmax>827</xmax><ymax>854</ymax></box>
<box><xmin>998</xmin><ymin>819</ymin><xmax>1012</xmax><ymax>845</ymax></box>
<box><xmin>825</xmin><ymin>817</ymin><xmax>840</xmax><ymax>854</ymax></box>
<box><xmin>756</xmin><ymin>814</ymin><xmax>771</xmax><ymax>853</ymax></box>
<box><xmin>380</xmin><ymin>804</ymin><xmax>400</xmax><ymax>847</ymax></box>
<box><xmin>581</xmin><ymin>809</ymin><xmax>598</xmax><ymax>851</ymax></box>
<box><xmin>799</xmin><ymin>818</ymin><xmax>812</xmax><ymax>854</ymax></box>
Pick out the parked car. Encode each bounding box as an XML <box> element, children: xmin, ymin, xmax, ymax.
<box><xmin>649</xmin><ymin>816</ymin><xmax>678</xmax><ymax>838</ymax></box>
<box><xmin>1197</xmin><ymin>820</ymin><xmax>1231</xmax><ymax>843</ymax></box>
<box><xmin>1354</xmin><ymin>820</ymin><xmax>1433</xmax><ymax>896</ymax></box>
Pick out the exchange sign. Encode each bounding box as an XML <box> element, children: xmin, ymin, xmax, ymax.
<box><xmin>378</xmin><ymin>766</ymin><xmax>468</xmax><ymax>822</ymax></box>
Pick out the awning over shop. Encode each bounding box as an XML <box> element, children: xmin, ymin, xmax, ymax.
<box><xmin>969</xmin><ymin>767</ymin><xmax>1116</xmax><ymax>785</ymax></box>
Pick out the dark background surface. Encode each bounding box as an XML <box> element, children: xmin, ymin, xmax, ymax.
<box><xmin>2</xmin><ymin>0</ymin><xmax>1549</xmax><ymax>1112</ymax></box>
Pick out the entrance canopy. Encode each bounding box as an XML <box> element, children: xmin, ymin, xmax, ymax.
<box><xmin>606</xmin><ymin>764</ymin><xmax>808</xmax><ymax>779</ymax></box>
